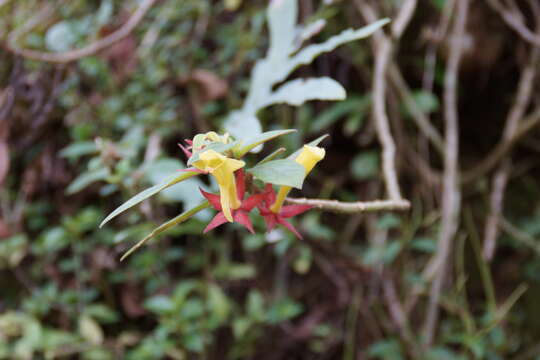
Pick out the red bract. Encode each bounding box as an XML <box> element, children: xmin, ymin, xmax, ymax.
<box><xmin>178</xmin><ymin>139</ymin><xmax>193</xmax><ymax>159</ymax></box>
<box><xmin>200</xmin><ymin>169</ymin><xmax>265</xmax><ymax>234</ymax></box>
<box><xmin>258</xmin><ymin>184</ymin><xmax>312</xmax><ymax>239</ymax></box>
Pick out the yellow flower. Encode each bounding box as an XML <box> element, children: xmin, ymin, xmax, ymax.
<box><xmin>192</xmin><ymin>131</ymin><xmax>231</xmax><ymax>151</ymax></box>
<box><xmin>270</xmin><ymin>145</ymin><xmax>325</xmax><ymax>213</ymax></box>
<box><xmin>193</xmin><ymin>150</ymin><xmax>245</xmax><ymax>222</ymax></box>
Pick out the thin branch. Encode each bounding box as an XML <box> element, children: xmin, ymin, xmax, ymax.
<box><xmin>388</xmin><ymin>63</ymin><xmax>445</xmax><ymax>154</ymax></box>
<box><xmin>462</xmin><ymin>106</ymin><xmax>540</xmax><ymax>183</ymax></box>
<box><xmin>485</xmin><ymin>0</ymin><xmax>540</xmax><ymax>47</ymax></box>
<box><xmin>373</xmin><ymin>36</ymin><xmax>403</xmax><ymax>200</ymax></box>
<box><xmin>391</xmin><ymin>0</ymin><xmax>418</xmax><ymax>39</ymax></box>
<box><xmin>500</xmin><ymin>218</ymin><xmax>540</xmax><ymax>256</ymax></box>
<box><xmin>356</xmin><ymin>0</ymin><xmax>417</xmax><ymax>201</ymax></box>
<box><xmin>422</xmin><ymin>0</ymin><xmax>469</xmax><ymax>345</ymax></box>
<box><xmin>483</xmin><ymin>47</ymin><xmax>539</xmax><ymax>261</ymax></box>
<box><xmin>285</xmin><ymin>198</ymin><xmax>410</xmax><ymax>214</ymax></box>
<box><xmin>5</xmin><ymin>0</ymin><xmax>157</xmax><ymax>63</ymax></box>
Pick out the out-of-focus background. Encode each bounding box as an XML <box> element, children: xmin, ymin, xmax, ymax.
<box><xmin>2</xmin><ymin>0</ymin><xmax>540</xmax><ymax>358</ymax></box>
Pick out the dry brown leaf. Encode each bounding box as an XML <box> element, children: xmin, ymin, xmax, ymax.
<box><xmin>121</xmin><ymin>283</ymin><xmax>147</xmax><ymax>318</ymax></box>
<box><xmin>186</xmin><ymin>69</ymin><xmax>229</xmax><ymax>102</ymax></box>
<box><xmin>0</xmin><ymin>142</ymin><xmax>9</xmax><ymax>186</ymax></box>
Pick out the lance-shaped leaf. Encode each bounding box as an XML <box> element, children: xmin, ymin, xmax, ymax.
<box><xmin>262</xmin><ymin>78</ymin><xmax>346</xmax><ymax>107</ymax></box>
<box><xmin>120</xmin><ymin>201</ymin><xmax>211</xmax><ymax>261</ymax></box>
<box><xmin>235</xmin><ymin>129</ymin><xmax>296</xmax><ymax>157</ymax></box>
<box><xmin>248</xmin><ymin>159</ymin><xmax>306</xmax><ymax>189</ymax></box>
<box><xmin>256</xmin><ymin>147</ymin><xmax>286</xmax><ymax>166</ymax></box>
<box><xmin>99</xmin><ymin>171</ymin><xmax>199</xmax><ymax>228</ymax></box>
<box><xmin>288</xmin><ymin>134</ymin><xmax>329</xmax><ymax>160</ymax></box>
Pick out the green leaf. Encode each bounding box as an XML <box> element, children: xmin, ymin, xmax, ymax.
<box><xmin>207</xmin><ymin>285</ymin><xmax>231</xmax><ymax>323</ymax></box>
<box><xmin>78</xmin><ymin>315</ymin><xmax>104</xmax><ymax>345</ymax></box>
<box><xmin>263</xmin><ymin>78</ymin><xmax>345</xmax><ymax>107</ymax></box>
<box><xmin>266</xmin><ymin>299</ymin><xmax>303</xmax><ymax>324</ymax></box>
<box><xmin>144</xmin><ymin>295</ymin><xmax>175</xmax><ymax>314</ymax></box>
<box><xmin>0</xmin><ymin>234</ymin><xmax>27</xmax><ymax>269</ymax></box>
<box><xmin>248</xmin><ymin>159</ymin><xmax>306</xmax><ymax>189</ymax></box>
<box><xmin>367</xmin><ymin>339</ymin><xmax>404</xmax><ymax>360</ymax></box>
<box><xmin>66</xmin><ymin>167</ymin><xmax>109</xmax><ymax>195</ymax></box>
<box><xmin>235</xmin><ymin>129</ymin><xmax>296</xmax><ymax>157</ymax></box>
<box><xmin>410</xmin><ymin>90</ymin><xmax>439</xmax><ymax>115</ymax></box>
<box><xmin>224</xmin><ymin>0</ymin><xmax>242</xmax><ymax>10</ymax></box>
<box><xmin>256</xmin><ymin>148</ymin><xmax>286</xmax><ymax>166</ymax></box>
<box><xmin>144</xmin><ymin>158</ymin><xmax>208</xmax><ymax>216</ymax></box>
<box><xmin>45</xmin><ymin>21</ymin><xmax>77</xmax><ymax>52</ymax></box>
<box><xmin>376</xmin><ymin>214</ymin><xmax>401</xmax><ymax>230</ymax></box>
<box><xmin>411</xmin><ymin>237</ymin><xmax>437</xmax><ymax>253</ymax></box>
<box><xmin>59</xmin><ymin>141</ymin><xmax>98</xmax><ymax>159</ymax></box>
<box><xmin>99</xmin><ymin>171</ymin><xmax>199</xmax><ymax>228</ymax></box>
<box><xmin>351</xmin><ymin>151</ymin><xmax>379</xmax><ymax>180</ymax></box>
<box><xmin>120</xmin><ymin>201</ymin><xmax>211</xmax><ymax>261</ymax></box>
<box><xmin>309</xmin><ymin>96</ymin><xmax>370</xmax><ymax>134</ymax></box>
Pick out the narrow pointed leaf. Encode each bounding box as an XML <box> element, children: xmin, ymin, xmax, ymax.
<box><xmin>235</xmin><ymin>129</ymin><xmax>296</xmax><ymax>157</ymax></box>
<box><xmin>120</xmin><ymin>201</ymin><xmax>211</xmax><ymax>261</ymax></box>
<box><xmin>257</xmin><ymin>147</ymin><xmax>286</xmax><ymax>166</ymax></box>
<box><xmin>248</xmin><ymin>159</ymin><xmax>305</xmax><ymax>189</ymax></box>
<box><xmin>100</xmin><ymin>171</ymin><xmax>198</xmax><ymax>228</ymax></box>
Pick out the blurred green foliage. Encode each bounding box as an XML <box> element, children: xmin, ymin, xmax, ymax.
<box><xmin>2</xmin><ymin>0</ymin><xmax>540</xmax><ymax>359</ymax></box>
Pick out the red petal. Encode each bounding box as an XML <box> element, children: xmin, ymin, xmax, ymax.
<box><xmin>203</xmin><ymin>212</ymin><xmax>228</xmax><ymax>233</ymax></box>
<box><xmin>280</xmin><ymin>205</ymin><xmax>313</xmax><ymax>218</ymax></box>
<box><xmin>233</xmin><ymin>211</ymin><xmax>255</xmax><ymax>234</ymax></box>
<box><xmin>260</xmin><ymin>211</ymin><xmax>277</xmax><ymax>231</ymax></box>
<box><xmin>277</xmin><ymin>218</ymin><xmax>303</xmax><ymax>239</ymax></box>
<box><xmin>184</xmin><ymin>139</ymin><xmax>193</xmax><ymax>146</ymax></box>
<box><xmin>241</xmin><ymin>193</ymin><xmax>266</xmax><ymax>211</ymax></box>
<box><xmin>178</xmin><ymin>143</ymin><xmax>192</xmax><ymax>159</ymax></box>
<box><xmin>263</xmin><ymin>184</ymin><xmax>276</xmax><ymax>206</ymax></box>
<box><xmin>235</xmin><ymin>169</ymin><xmax>245</xmax><ymax>200</ymax></box>
<box><xmin>199</xmin><ymin>188</ymin><xmax>222</xmax><ymax>210</ymax></box>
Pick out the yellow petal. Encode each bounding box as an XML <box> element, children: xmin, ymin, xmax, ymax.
<box><xmin>193</xmin><ymin>150</ymin><xmax>245</xmax><ymax>221</ymax></box>
<box><xmin>270</xmin><ymin>145</ymin><xmax>325</xmax><ymax>213</ymax></box>
<box><xmin>295</xmin><ymin>145</ymin><xmax>325</xmax><ymax>174</ymax></box>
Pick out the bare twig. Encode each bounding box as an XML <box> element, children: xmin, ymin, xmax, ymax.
<box><xmin>462</xmin><ymin>107</ymin><xmax>540</xmax><ymax>182</ymax></box>
<box><xmin>5</xmin><ymin>0</ymin><xmax>157</xmax><ymax>63</ymax></box>
<box><xmin>485</xmin><ymin>0</ymin><xmax>540</xmax><ymax>46</ymax></box>
<box><xmin>483</xmin><ymin>47</ymin><xmax>539</xmax><ymax>261</ymax></box>
<box><xmin>382</xmin><ymin>274</ymin><xmax>420</xmax><ymax>357</ymax></box>
<box><xmin>422</xmin><ymin>0</ymin><xmax>469</xmax><ymax>345</ymax></box>
<box><xmin>388</xmin><ymin>63</ymin><xmax>445</xmax><ymax>154</ymax></box>
<box><xmin>500</xmin><ymin>218</ymin><xmax>540</xmax><ymax>256</ymax></box>
<box><xmin>285</xmin><ymin>198</ymin><xmax>410</xmax><ymax>214</ymax></box>
<box><xmin>391</xmin><ymin>0</ymin><xmax>418</xmax><ymax>39</ymax></box>
<box><xmin>356</xmin><ymin>0</ymin><xmax>418</xmax><ymax>201</ymax></box>
<box><xmin>373</xmin><ymin>36</ymin><xmax>403</xmax><ymax>200</ymax></box>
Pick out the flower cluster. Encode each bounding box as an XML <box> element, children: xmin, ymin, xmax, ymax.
<box><xmin>180</xmin><ymin>131</ymin><xmax>325</xmax><ymax>239</ymax></box>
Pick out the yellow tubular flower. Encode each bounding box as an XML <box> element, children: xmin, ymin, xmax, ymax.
<box><xmin>193</xmin><ymin>150</ymin><xmax>245</xmax><ymax>222</ymax></box>
<box><xmin>270</xmin><ymin>145</ymin><xmax>326</xmax><ymax>213</ymax></box>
